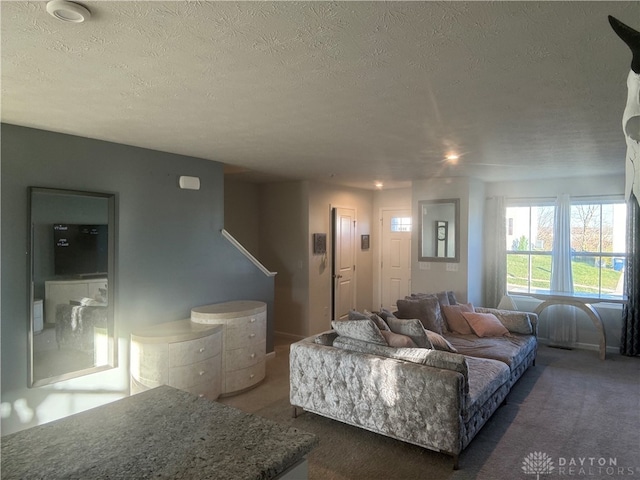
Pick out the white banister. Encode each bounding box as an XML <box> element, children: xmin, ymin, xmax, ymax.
<box><xmin>221</xmin><ymin>229</ymin><xmax>277</xmax><ymax>277</ymax></box>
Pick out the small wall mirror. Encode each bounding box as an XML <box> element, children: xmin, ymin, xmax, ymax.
<box><xmin>28</xmin><ymin>187</ymin><xmax>117</xmax><ymax>387</ymax></box>
<box><xmin>418</xmin><ymin>198</ymin><xmax>460</xmax><ymax>262</ymax></box>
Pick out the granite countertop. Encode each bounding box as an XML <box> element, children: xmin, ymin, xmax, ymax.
<box><xmin>2</xmin><ymin>386</ymin><xmax>317</xmax><ymax>480</ymax></box>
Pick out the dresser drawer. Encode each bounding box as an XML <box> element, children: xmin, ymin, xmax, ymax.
<box><xmin>183</xmin><ymin>380</ymin><xmax>221</xmax><ymax>400</ymax></box>
<box><xmin>169</xmin><ymin>333</ymin><xmax>221</xmax><ymax>367</ymax></box>
<box><xmin>225</xmin><ymin>341</ymin><xmax>265</xmax><ymax>371</ymax></box>
<box><xmin>131</xmin><ymin>341</ymin><xmax>169</xmax><ymax>385</ymax></box>
<box><xmin>225</xmin><ymin>315</ymin><xmax>266</xmax><ymax>350</ymax></box>
<box><xmin>224</xmin><ymin>361</ymin><xmax>265</xmax><ymax>393</ymax></box>
<box><xmin>169</xmin><ymin>355</ymin><xmax>221</xmax><ymax>390</ymax></box>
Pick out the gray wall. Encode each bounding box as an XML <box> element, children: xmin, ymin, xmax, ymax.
<box><xmin>1</xmin><ymin>124</ymin><xmax>274</xmax><ymax>435</ymax></box>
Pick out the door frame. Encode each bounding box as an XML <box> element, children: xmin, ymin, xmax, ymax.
<box><xmin>378</xmin><ymin>206</ymin><xmax>412</xmax><ymax>311</ymax></box>
<box><xmin>331</xmin><ymin>205</ymin><xmax>357</xmax><ymax>320</ymax></box>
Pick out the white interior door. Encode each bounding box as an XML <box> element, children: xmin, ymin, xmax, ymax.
<box><xmin>380</xmin><ymin>209</ymin><xmax>412</xmax><ymax>311</ymax></box>
<box><xmin>333</xmin><ymin>207</ymin><xmax>356</xmax><ymax>320</ymax></box>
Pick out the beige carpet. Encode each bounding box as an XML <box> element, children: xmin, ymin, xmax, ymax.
<box><xmin>219</xmin><ymin>340</ymin><xmax>640</xmax><ymax>480</ymax></box>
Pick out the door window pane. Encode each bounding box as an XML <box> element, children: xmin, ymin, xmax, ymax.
<box><xmin>391</xmin><ymin>217</ymin><xmax>412</xmax><ymax>232</ymax></box>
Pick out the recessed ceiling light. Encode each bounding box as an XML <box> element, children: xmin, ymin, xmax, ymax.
<box><xmin>374</xmin><ymin>182</ymin><xmax>384</xmax><ymax>189</ymax></box>
<box><xmin>46</xmin><ymin>0</ymin><xmax>91</xmax><ymax>23</ymax></box>
<box><xmin>444</xmin><ymin>153</ymin><xmax>460</xmax><ymax>165</ymax></box>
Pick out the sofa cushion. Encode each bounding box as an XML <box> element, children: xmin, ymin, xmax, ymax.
<box><xmin>331</xmin><ymin>319</ymin><xmax>387</xmax><ymax>345</ymax></box>
<box><xmin>462</xmin><ymin>312</ymin><xmax>510</xmax><ymax>337</ymax></box>
<box><xmin>425</xmin><ymin>330</ymin><xmax>457</xmax><ymax>353</ymax></box>
<box><xmin>441</xmin><ymin>303</ymin><xmax>474</xmax><ymax>335</ymax></box>
<box><xmin>396</xmin><ymin>296</ymin><xmax>445</xmax><ymax>334</ymax></box>
<box><xmin>445</xmin><ymin>333</ymin><xmax>537</xmax><ymax>372</ymax></box>
<box><xmin>381</xmin><ymin>330</ymin><xmax>417</xmax><ymax>348</ymax></box>
<box><xmin>384</xmin><ymin>317</ymin><xmax>432</xmax><ymax>349</ymax></box>
<box><xmin>332</xmin><ymin>336</ymin><xmax>468</xmax><ymax>379</ymax></box>
<box><xmin>464</xmin><ymin>356</ymin><xmax>510</xmax><ymax>420</ymax></box>
<box><xmin>474</xmin><ymin>308</ymin><xmax>533</xmax><ymax>335</ymax></box>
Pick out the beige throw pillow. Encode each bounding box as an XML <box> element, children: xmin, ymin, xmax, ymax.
<box><xmin>380</xmin><ymin>330</ymin><xmax>417</xmax><ymax>348</ymax></box>
<box><xmin>425</xmin><ymin>330</ymin><xmax>457</xmax><ymax>353</ymax></box>
<box><xmin>442</xmin><ymin>303</ymin><xmax>474</xmax><ymax>334</ymax></box>
<box><xmin>461</xmin><ymin>312</ymin><xmax>510</xmax><ymax>337</ymax></box>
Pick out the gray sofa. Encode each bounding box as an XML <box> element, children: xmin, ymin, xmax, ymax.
<box><xmin>289</xmin><ymin>298</ymin><xmax>538</xmax><ymax>469</ymax></box>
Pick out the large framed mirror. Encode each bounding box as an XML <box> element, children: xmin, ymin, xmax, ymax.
<box><xmin>418</xmin><ymin>198</ymin><xmax>460</xmax><ymax>263</ymax></box>
<box><xmin>28</xmin><ymin>187</ymin><xmax>117</xmax><ymax>387</ymax></box>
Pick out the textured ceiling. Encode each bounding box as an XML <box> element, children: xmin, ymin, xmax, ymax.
<box><xmin>2</xmin><ymin>1</ymin><xmax>639</xmax><ymax>189</ymax></box>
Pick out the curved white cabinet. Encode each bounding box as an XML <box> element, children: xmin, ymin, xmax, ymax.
<box><xmin>130</xmin><ymin>319</ymin><xmax>222</xmax><ymax>400</ymax></box>
<box><xmin>191</xmin><ymin>300</ymin><xmax>266</xmax><ymax>396</ymax></box>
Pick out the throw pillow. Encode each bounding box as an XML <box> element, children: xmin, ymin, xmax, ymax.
<box><xmin>425</xmin><ymin>330</ymin><xmax>458</xmax><ymax>353</ymax></box>
<box><xmin>333</xmin><ymin>336</ymin><xmax>433</xmax><ymax>365</ymax></box>
<box><xmin>364</xmin><ymin>310</ymin><xmax>391</xmax><ymax>331</ymax></box>
<box><xmin>447</xmin><ymin>290</ymin><xmax>458</xmax><ymax>305</ymax></box>
<box><xmin>435</xmin><ymin>291</ymin><xmax>450</xmax><ymax>307</ymax></box>
<box><xmin>377</xmin><ymin>309</ymin><xmax>397</xmax><ymax>321</ymax></box>
<box><xmin>380</xmin><ymin>330</ymin><xmax>417</xmax><ymax>348</ymax></box>
<box><xmin>384</xmin><ymin>317</ymin><xmax>432</xmax><ymax>349</ymax></box>
<box><xmin>474</xmin><ymin>308</ymin><xmax>533</xmax><ymax>335</ymax></box>
<box><xmin>441</xmin><ymin>303</ymin><xmax>474</xmax><ymax>335</ymax></box>
<box><xmin>331</xmin><ymin>319</ymin><xmax>387</xmax><ymax>345</ymax></box>
<box><xmin>314</xmin><ymin>331</ymin><xmax>338</xmax><ymax>346</ymax></box>
<box><xmin>461</xmin><ymin>312</ymin><xmax>510</xmax><ymax>337</ymax></box>
<box><xmin>348</xmin><ymin>309</ymin><xmax>368</xmax><ymax>320</ymax></box>
<box><xmin>396</xmin><ymin>296</ymin><xmax>444</xmax><ymax>334</ymax></box>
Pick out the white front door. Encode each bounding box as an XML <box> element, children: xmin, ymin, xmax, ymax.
<box><xmin>333</xmin><ymin>207</ymin><xmax>356</xmax><ymax>320</ymax></box>
<box><xmin>380</xmin><ymin>209</ymin><xmax>412</xmax><ymax>311</ymax></box>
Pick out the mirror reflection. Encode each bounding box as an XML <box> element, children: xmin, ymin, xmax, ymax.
<box><xmin>418</xmin><ymin>198</ymin><xmax>460</xmax><ymax>262</ymax></box>
<box><xmin>29</xmin><ymin>188</ymin><xmax>116</xmax><ymax>387</ymax></box>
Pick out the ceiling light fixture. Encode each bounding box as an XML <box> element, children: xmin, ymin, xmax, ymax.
<box><xmin>46</xmin><ymin>0</ymin><xmax>91</xmax><ymax>23</ymax></box>
<box><xmin>444</xmin><ymin>153</ymin><xmax>460</xmax><ymax>165</ymax></box>
<box><xmin>375</xmin><ymin>182</ymin><xmax>384</xmax><ymax>189</ymax></box>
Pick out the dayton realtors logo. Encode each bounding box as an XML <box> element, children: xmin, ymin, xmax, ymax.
<box><xmin>522</xmin><ymin>452</ymin><xmax>639</xmax><ymax>477</ymax></box>
<box><xmin>522</xmin><ymin>452</ymin><xmax>555</xmax><ymax>479</ymax></box>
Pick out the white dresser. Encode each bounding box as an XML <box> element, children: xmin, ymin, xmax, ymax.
<box><xmin>130</xmin><ymin>319</ymin><xmax>223</xmax><ymax>400</ymax></box>
<box><xmin>191</xmin><ymin>300</ymin><xmax>267</xmax><ymax>396</ymax></box>
<box><xmin>44</xmin><ymin>277</ymin><xmax>107</xmax><ymax>324</ymax></box>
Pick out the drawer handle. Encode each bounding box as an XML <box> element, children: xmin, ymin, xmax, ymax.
<box><xmin>199</xmin><ymin>348</ymin><xmax>205</xmax><ymax>353</ymax></box>
<box><xmin>199</xmin><ymin>370</ymin><xmax>205</xmax><ymax>376</ymax></box>
<box><xmin>250</xmin><ymin>317</ymin><xmax>256</xmax><ymax>323</ymax></box>
<box><xmin>249</xmin><ymin>333</ymin><xmax>256</xmax><ymax>338</ymax></box>
<box><xmin>250</xmin><ymin>353</ymin><xmax>256</xmax><ymax>359</ymax></box>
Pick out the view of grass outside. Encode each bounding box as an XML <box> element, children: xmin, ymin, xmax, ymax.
<box><xmin>507</xmin><ymin>254</ymin><xmax>624</xmax><ymax>295</ymax></box>
<box><xmin>506</xmin><ymin>202</ymin><xmax>626</xmax><ymax>297</ymax></box>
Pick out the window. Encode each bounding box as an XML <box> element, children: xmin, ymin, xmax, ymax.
<box><xmin>391</xmin><ymin>217</ymin><xmax>412</xmax><ymax>232</ymax></box>
<box><xmin>570</xmin><ymin>202</ymin><xmax>626</xmax><ymax>296</ymax></box>
<box><xmin>506</xmin><ymin>205</ymin><xmax>555</xmax><ymax>293</ymax></box>
<box><xmin>506</xmin><ymin>199</ymin><xmax>626</xmax><ymax>297</ymax></box>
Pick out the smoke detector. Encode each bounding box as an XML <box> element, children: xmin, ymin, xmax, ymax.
<box><xmin>46</xmin><ymin>1</ymin><xmax>91</xmax><ymax>23</ymax></box>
